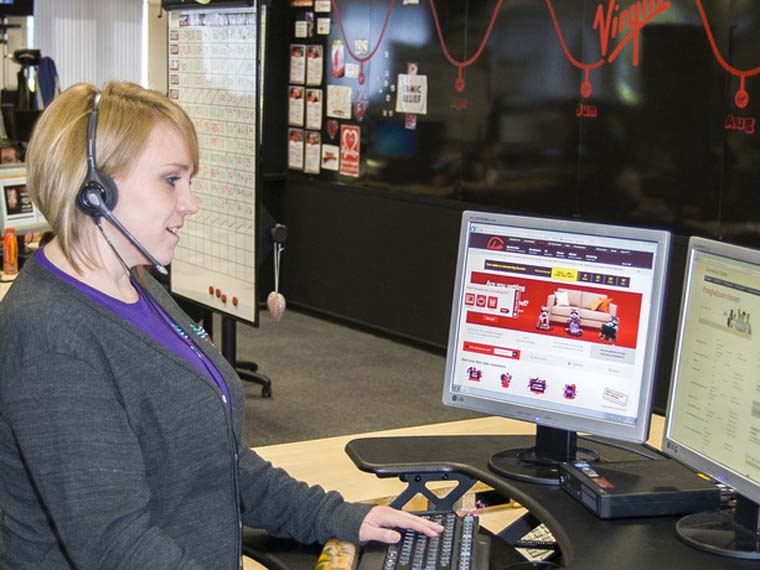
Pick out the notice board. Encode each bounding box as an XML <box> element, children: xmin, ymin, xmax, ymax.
<box><xmin>165</xmin><ymin>3</ymin><xmax>259</xmax><ymax>324</ymax></box>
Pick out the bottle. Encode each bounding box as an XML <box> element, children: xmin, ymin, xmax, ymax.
<box><xmin>3</xmin><ymin>227</ymin><xmax>18</xmax><ymax>275</ymax></box>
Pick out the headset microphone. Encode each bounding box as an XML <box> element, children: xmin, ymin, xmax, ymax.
<box><xmin>82</xmin><ymin>188</ymin><xmax>168</xmax><ymax>276</ymax></box>
<box><xmin>77</xmin><ymin>91</ymin><xmax>168</xmax><ymax>276</ymax></box>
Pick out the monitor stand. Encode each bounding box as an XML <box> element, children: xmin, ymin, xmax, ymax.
<box><xmin>676</xmin><ymin>495</ymin><xmax>760</xmax><ymax>559</ymax></box>
<box><xmin>487</xmin><ymin>425</ymin><xmax>599</xmax><ymax>485</ymax></box>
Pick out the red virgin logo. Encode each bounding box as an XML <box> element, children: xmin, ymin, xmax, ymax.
<box><xmin>487</xmin><ymin>237</ymin><xmax>505</xmax><ymax>250</ymax></box>
<box><xmin>593</xmin><ymin>0</ymin><xmax>671</xmax><ymax>66</ymax></box>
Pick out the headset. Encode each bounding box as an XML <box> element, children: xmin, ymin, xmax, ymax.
<box><xmin>75</xmin><ymin>92</ymin><xmax>168</xmax><ymax>275</ymax></box>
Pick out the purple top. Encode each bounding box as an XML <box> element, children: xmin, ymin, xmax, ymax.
<box><xmin>36</xmin><ymin>248</ymin><xmax>232</xmax><ymax>411</ymax></box>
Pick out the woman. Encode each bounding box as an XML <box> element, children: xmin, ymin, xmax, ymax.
<box><xmin>0</xmin><ymin>82</ymin><xmax>440</xmax><ymax>569</ymax></box>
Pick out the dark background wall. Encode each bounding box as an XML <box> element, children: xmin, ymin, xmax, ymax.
<box><xmin>260</xmin><ymin>0</ymin><xmax>760</xmax><ymax>413</ymax></box>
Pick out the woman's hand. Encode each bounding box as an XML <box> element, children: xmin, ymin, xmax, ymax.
<box><xmin>358</xmin><ymin>505</ymin><xmax>444</xmax><ymax>544</ymax></box>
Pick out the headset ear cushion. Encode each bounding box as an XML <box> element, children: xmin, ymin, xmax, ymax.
<box><xmin>77</xmin><ymin>171</ymin><xmax>119</xmax><ymax>218</ymax></box>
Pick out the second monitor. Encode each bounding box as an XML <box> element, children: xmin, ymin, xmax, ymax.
<box><xmin>442</xmin><ymin>211</ymin><xmax>671</xmax><ymax>484</ymax></box>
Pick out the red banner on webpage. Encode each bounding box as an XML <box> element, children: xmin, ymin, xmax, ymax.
<box><xmin>463</xmin><ymin>273</ymin><xmax>643</xmax><ymax>349</ymax></box>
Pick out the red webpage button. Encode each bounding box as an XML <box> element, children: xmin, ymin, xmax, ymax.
<box><xmin>462</xmin><ymin>341</ymin><xmax>520</xmax><ymax>360</ymax></box>
<box><xmin>466</xmin><ymin>311</ymin><xmax>519</xmax><ymax>328</ymax></box>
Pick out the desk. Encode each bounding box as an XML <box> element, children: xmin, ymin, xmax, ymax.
<box><xmin>0</xmin><ymin>272</ymin><xmax>15</xmax><ymax>301</ymax></box>
<box><xmin>344</xmin><ymin>421</ymin><xmax>755</xmax><ymax>570</ymax></box>
<box><xmin>246</xmin><ymin>416</ymin><xmax>680</xmax><ymax>570</ymax></box>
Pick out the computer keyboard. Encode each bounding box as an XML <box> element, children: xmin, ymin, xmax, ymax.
<box><xmin>357</xmin><ymin>511</ymin><xmax>490</xmax><ymax>570</ymax></box>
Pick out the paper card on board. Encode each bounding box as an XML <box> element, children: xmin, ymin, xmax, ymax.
<box><xmin>317</xmin><ymin>17</ymin><xmax>331</xmax><ymax>35</ymax></box>
<box><xmin>395</xmin><ymin>73</ymin><xmax>427</xmax><ymax>115</ymax></box>
<box><xmin>326</xmin><ymin>84</ymin><xmax>352</xmax><ymax>119</ymax></box>
<box><xmin>306</xmin><ymin>45</ymin><xmax>323</xmax><ymax>86</ymax></box>
<box><xmin>321</xmin><ymin>144</ymin><xmax>340</xmax><ymax>171</ymax></box>
<box><xmin>289</xmin><ymin>44</ymin><xmax>306</xmax><ymax>84</ymax></box>
<box><xmin>288</xmin><ymin>85</ymin><xmax>305</xmax><ymax>126</ymax></box>
<box><xmin>339</xmin><ymin>125</ymin><xmax>360</xmax><ymax>177</ymax></box>
<box><xmin>294</xmin><ymin>20</ymin><xmax>308</xmax><ymax>38</ymax></box>
<box><xmin>305</xmin><ymin>88</ymin><xmax>323</xmax><ymax>130</ymax></box>
<box><xmin>314</xmin><ymin>0</ymin><xmax>331</xmax><ymax>12</ymax></box>
<box><xmin>330</xmin><ymin>40</ymin><xmax>345</xmax><ymax>78</ymax></box>
<box><xmin>288</xmin><ymin>128</ymin><xmax>305</xmax><ymax>170</ymax></box>
<box><xmin>304</xmin><ymin>131</ymin><xmax>321</xmax><ymax>174</ymax></box>
<box><xmin>345</xmin><ymin>63</ymin><xmax>359</xmax><ymax>79</ymax></box>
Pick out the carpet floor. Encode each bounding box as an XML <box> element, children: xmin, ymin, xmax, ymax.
<box><xmin>224</xmin><ymin>309</ymin><xmax>481</xmax><ymax>447</ymax></box>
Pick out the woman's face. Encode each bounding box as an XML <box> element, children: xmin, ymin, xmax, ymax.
<box><xmin>111</xmin><ymin>122</ymin><xmax>198</xmax><ymax>267</ymax></box>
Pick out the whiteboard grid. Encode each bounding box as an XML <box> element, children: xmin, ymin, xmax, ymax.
<box><xmin>168</xmin><ymin>7</ymin><xmax>258</xmax><ymax>324</ymax></box>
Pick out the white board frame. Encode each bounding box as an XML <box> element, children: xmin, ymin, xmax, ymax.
<box><xmin>166</xmin><ymin>5</ymin><xmax>259</xmax><ymax>324</ymax></box>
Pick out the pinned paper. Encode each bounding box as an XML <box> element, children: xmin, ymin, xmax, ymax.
<box><xmin>288</xmin><ymin>86</ymin><xmax>305</xmax><ymax>126</ymax></box>
<box><xmin>395</xmin><ymin>73</ymin><xmax>427</xmax><ymax>114</ymax></box>
<box><xmin>339</xmin><ymin>125</ymin><xmax>360</xmax><ymax>177</ymax></box>
<box><xmin>289</xmin><ymin>44</ymin><xmax>306</xmax><ymax>84</ymax></box>
<box><xmin>305</xmin><ymin>88</ymin><xmax>323</xmax><ymax>130</ymax></box>
<box><xmin>306</xmin><ymin>45</ymin><xmax>323</xmax><ymax>85</ymax></box>
<box><xmin>321</xmin><ymin>144</ymin><xmax>340</xmax><ymax>171</ymax></box>
<box><xmin>304</xmin><ymin>131</ymin><xmax>321</xmax><ymax>174</ymax></box>
<box><xmin>294</xmin><ymin>20</ymin><xmax>308</xmax><ymax>38</ymax></box>
<box><xmin>317</xmin><ymin>17</ymin><xmax>331</xmax><ymax>35</ymax></box>
<box><xmin>326</xmin><ymin>84</ymin><xmax>352</xmax><ymax>119</ymax></box>
<box><xmin>330</xmin><ymin>40</ymin><xmax>345</xmax><ymax>78</ymax></box>
<box><xmin>288</xmin><ymin>129</ymin><xmax>305</xmax><ymax>170</ymax></box>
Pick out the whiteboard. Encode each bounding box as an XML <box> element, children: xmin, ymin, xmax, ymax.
<box><xmin>166</xmin><ymin>6</ymin><xmax>258</xmax><ymax>324</ymax></box>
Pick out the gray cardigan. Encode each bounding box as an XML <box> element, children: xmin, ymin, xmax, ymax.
<box><xmin>0</xmin><ymin>256</ymin><xmax>372</xmax><ymax>569</ymax></box>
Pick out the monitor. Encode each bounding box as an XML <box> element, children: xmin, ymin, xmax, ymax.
<box><xmin>662</xmin><ymin>236</ymin><xmax>760</xmax><ymax>560</ymax></box>
<box><xmin>0</xmin><ymin>0</ymin><xmax>33</xmax><ymax>16</ymax></box>
<box><xmin>442</xmin><ymin>211</ymin><xmax>671</xmax><ymax>484</ymax></box>
<box><xmin>0</xmin><ymin>164</ymin><xmax>49</xmax><ymax>234</ymax></box>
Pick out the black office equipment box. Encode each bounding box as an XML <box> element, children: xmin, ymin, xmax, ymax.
<box><xmin>560</xmin><ymin>458</ymin><xmax>721</xmax><ymax>519</ymax></box>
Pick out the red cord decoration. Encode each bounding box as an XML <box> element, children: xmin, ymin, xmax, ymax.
<box><xmin>428</xmin><ymin>0</ymin><xmax>504</xmax><ymax>93</ymax></box>
<box><xmin>331</xmin><ymin>0</ymin><xmax>396</xmax><ymax>85</ymax></box>
<box><xmin>695</xmin><ymin>0</ymin><xmax>760</xmax><ymax>109</ymax></box>
<box><xmin>544</xmin><ymin>0</ymin><xmax>605</xmax><ymax>99</ymax></box>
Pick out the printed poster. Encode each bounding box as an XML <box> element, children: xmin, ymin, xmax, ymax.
<box><xmin>395</xmin><ymin>73</ymin><xmax>428</xmax><ymax>115</ymax></box>
<box><xmin>339</xmin><ymin>125</ymin><xmax>360</xmax><ymax>177</ymax></box>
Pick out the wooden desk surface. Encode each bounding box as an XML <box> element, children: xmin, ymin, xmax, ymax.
<box><xmin>0</xmin><ymin>274</ymin><xmax>15</xmax><ymax>301</ymax></box>
<box><xmin>252</xmin><ymin>415</ymin><xmax>665</xmax><ymax>504</ymax></box>
<box><xmin>247</xmin><ymin>416</ymin><xmax>664</xmax><ymax>569</ymax></box>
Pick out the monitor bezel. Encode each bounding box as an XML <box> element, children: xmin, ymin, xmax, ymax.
<box><xmin>0</xmin><ymin>163</ymin><xmax>49</xmax><ymax>234</ymax></box>
<box><xmin>442</xmin><ymin>210</ymin><xmax>671</xmax><ymax>444</ymax></box>
<box><xmin>0</xmin><ymin>0</ymin><xmax>33</xmax><ymax>17</ymax></box>
<box><xmin>662</xmin><ymin>236</ymin><xmax>760</xmax><ymax>505</ymax></box>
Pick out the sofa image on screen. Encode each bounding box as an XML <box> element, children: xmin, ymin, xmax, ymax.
<box><xmin>546</xmin><ymin>288</ymin><xmax>617</xmax><ymax>329</ymax></box>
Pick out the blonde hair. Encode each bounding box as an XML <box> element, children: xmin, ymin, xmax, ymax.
<box><xmin>26</xmin><ymin>81</ymin><xmax>199</xmax><ymax>271</ymax></box>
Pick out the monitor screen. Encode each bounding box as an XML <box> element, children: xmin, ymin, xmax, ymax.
<box><xmin>443</xmin><ymin>211</ymin><xmax>670</xmax><ymax>483</ymax></box>
<box><xmin>662</xmin><ymin>237</ymin><xmax>760</xmax><ymax>559</ymax></box>
<box><xmin>0</xmin><ymin>164</ymin><xmax>48</xmax><ymax>234</ymax></box>
<box><xmin>0</xmin><ymin>0</ymin><xmax>33</xmax><ymax>16</ymax></box>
